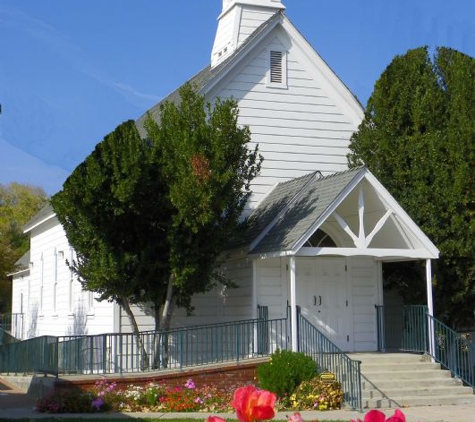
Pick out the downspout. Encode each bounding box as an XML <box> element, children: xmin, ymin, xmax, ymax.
<box><xmin>426</xmin><ymin>259</ymin><xmax>435</xmax><ymax>359</ymax></box>
<box><xmin>289</xmin><ymin>256</ymin><xmax>298</xmax><ymax>352</ymax></box>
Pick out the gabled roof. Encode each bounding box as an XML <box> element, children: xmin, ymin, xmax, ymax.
<box><xmin>135</xmin><ymin>12</ymin><xmax>283</xmax><ymax>137</ymax></box>
<box><xmin>7</xmin><ymin>250</ymin><xmax>30</xmax><ymax>277</ymax></box>
<box><xmin>246</xmin><ymin>167</ymin><xmax>440</xmax><ymax>260</ymax></box>
<box><xmin>249</xmin><ymin>168</ymin><xmax>363</xmax><ymax>254</ymax></box>
<box><xmin>136</xmin><ymin>7</ymin><xmax>363</xmax><ymax>134</ymax></box>
<box><xmin>23</xmin><ymin>202</ymin><xmax>55</xmax><ymax>233</ymax></box>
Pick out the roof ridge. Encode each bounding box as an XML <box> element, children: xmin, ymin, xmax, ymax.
<box><xmin>317</xmin><ymin>166</ymin><xmax>365</xmax><ymax>182</ymax></box>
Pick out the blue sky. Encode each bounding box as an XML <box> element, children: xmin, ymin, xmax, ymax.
<box><xmin>1</xmin><ymin>0</ymin><xmax>474</xmax><ymax>195</ymax></box>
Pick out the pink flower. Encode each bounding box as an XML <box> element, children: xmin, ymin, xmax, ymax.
<box><xmin>386</xmin><ymin>409</ymin><xmax>406</xmax><ymax>422</ymax></box>
<box><xmin>287</xmin><ymin>412</ymin><xmax>305</xmax><ymax>422</ymax></box>
<box><xmin>207</xmin><ymin>417</ymin><xmax>227</xmax><ymax>422</ymax></box>
<box><xmin>351</xmin><ymin>409</ymin><xmax>407</xmax><ymax>422</ymax></box>
<box><xmin>185</xmin><ymin>378</ymin><xmax>196</xmax><ymax>389</ymax></box>
<box><xmin>231</xmin><ymin>385</ymin><xmax>276</xmax><ymax>422</ymax></box>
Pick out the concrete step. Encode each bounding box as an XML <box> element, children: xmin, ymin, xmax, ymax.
<box><xmin>363</xmin><ymin>369</ymin><xmax>452</xmax><ymax>381</ymax></box>
<box><xmin>349</xmin><ymin>352</ymin><xmax>427</xmax><ymax>364</ymax></box>
<box><xmin>361</xmin><ymin>384</ymin><xmax>475</xmax><ymax>399</ymax></box>
<box><xmin>363</xmin><ymin>394</ymin><xmax>475</xmax><ymax>409</ymax></box>
<box><xmin>361</xmin><ymin>362</ymin><xmax>441</xmax><ymax>372</ymax></box>
<box><xmin>362</xmin><ymin>376</ymin><xmax>461</xmax><ymax>390</ymax></box>
<box><xmin>349</xmin><ymin>352</ymin><xmax>475</xmax><ymax>409</ymax></box>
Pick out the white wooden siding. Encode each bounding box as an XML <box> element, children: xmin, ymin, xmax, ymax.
<box><xmin>11</xmin><ymin>273</ymin><xmax>29</xmax><ymax>339</ymax></box>
<box><xmin>237</xmin><ymin>8</ymin><xmax>277</xmax><ymax>47</ymax></box>
<box><xmin>348</xmin><ymin>257</ymin><xmax>379</xmax><ymax>352</ymax></box>
<box><xmin>256</xmin><ymin>257</ymin><xmax>287</xmax><ymax>319</ymax></box>
<box><xmin>118</xmin><ymin>254</ymin><xmax>254</xmax><ymax>331</ymax></box>
<box><xmin>19</xmin><ymin>217</ymin><xmax>116</xmax><ymax>338</ymax></box>
<box><xmin>210</xmin><ymin>33</ymin><xmax>359</xmax><ymax>211</ymax></box>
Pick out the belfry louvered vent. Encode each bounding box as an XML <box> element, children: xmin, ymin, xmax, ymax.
<box><xmin>270</xmin><ymin>51</ymin><xmax>283</xmax><ymax>84</ymax></box>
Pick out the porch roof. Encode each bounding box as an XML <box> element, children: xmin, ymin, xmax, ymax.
<box><xmin>245</xmin><ymin>167</ymin><xmax>439</xmax><ymax>261</ymax></box>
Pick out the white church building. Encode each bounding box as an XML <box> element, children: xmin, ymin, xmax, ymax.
<box><xmin>10</xmin><ymin>0</ymin><xmax>438</xmax><ymax>353</ymax></box>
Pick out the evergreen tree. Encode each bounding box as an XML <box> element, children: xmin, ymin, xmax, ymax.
<box><xmin>348</xmin><ymin>47</ymin><xmax>475</xmax><ymax>328</ymax></box>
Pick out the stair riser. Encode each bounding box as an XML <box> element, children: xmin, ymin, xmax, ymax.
<box><xmin>361</xmin><ymin>386</ymin><xmax>474</xmax><ymax>398</ymax></box>
<box><xmin>362</xmin><ymin>379</ymin><xmax>461</xmax><ymax>390</ymax></box>
<box><xmin>360</xmin><ymin>363</ymin><xmax>441</xmax><ymax>371</ymax></box>
<box><xmin>353</xmin><ymin>353</ymin><xmax>475</xmax><ymax>409</ymax></box>
<box><xmin>364</xmin><ymin>371</ymin><xmax>451</xmax><ymax>381</ymax></box>
<box><xmin>363</xmin><ymin>396</ymin><xmax>475</xmax><ymax>408</ymax></box>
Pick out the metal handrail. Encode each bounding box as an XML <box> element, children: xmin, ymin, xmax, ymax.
<box><xmin>376</xmin><ymin>305</ymin><xmax>474</xmax><ymax>390</ymax></box>
<box><xmin>297</xmin><ymin>313</ymin><xmax>362</xmax><ymax>410</ymax></box>
<box><xmin>1</xmin><ymin>310</ymin><xmax>364</xmax><ymax>409</ymax></box>
<box><xmin>428</xmin><ymin>314</ymin><xmax>474</xmax><ymax>389</ymax></box>
<box><xmin>0</xmin><ymin>317</ymin><xmax>291</xmax><ymax>376</ymax></box>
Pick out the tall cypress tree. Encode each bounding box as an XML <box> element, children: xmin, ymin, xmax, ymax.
<box><xmin>348</xmin><ymin>47</ymin><xmax>475</xmax><ymax>328</ymax></box>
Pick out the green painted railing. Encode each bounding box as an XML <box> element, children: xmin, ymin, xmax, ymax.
<box><xmin>297</xmin><ymin>313</ymin><xmax>362</xmax><ymax>410</ymax></box>
<box><xmin>0</xmin><ymin>317</ymin><xmax>291</xmax><ymax>376</ymax></box>
<box><xmin>0</xmin><ymin>311</ymin><xmax>362</xmax><ymax>409</ymax></box>
<box><xmin>375</xmin><ymin>305</ymin><xmax>428</xmax><ymax>352</ymax></box>
<box><xmin>0</xmin><ymin>335</ymin><xmax>59</xmax><ymax>376</ymax></box>
<box><xmin>0</xmin><ymin>313</ymin><xmax>24</xmax><ymax>338</ymax></box>
<box><xmin>429</xmin><ymin>314</ymin><xmax>474</xmax><ymax>388</ymax></box>
<box><xmin>376</xmin><ymin>305</ymin><xmax>474</xmax><ymax>390</ymax></box>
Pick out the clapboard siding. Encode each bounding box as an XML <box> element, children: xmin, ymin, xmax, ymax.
<box><xmin>349</xmin><ymin>257</ymin><xmax>378</xmax><ymax>352</ymax></box>
<box><xmin>121</xmin><ymin>254</ymin><xmax>254</xmax><ymax>331</ymax></box>
<box><xmin>256</xmin><ymin>258</ymin><xmax>287</xmax><ymax>319</ymax></box>
<box><xmin>211</xmin><ymin>35</ymin><xmax>359</xmax><ymax>209</ymax></box>
<box><xmin>238</xmin><ymin>8</ymin><xmax>277</xmax><ymax>46</ymax></box>
<box><xmin>17</xmin><ymin>216</ymin><xmax>116</xmax><ymax>338</ymax></box>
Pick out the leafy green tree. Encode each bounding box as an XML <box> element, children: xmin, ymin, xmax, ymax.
<box><xmin>52</xmin><ymin>85</ymin><xmax>262</xmax><ymax>366</ymax></box>
<box><xmin>145</xmin><ymin>84</ymin><xmax>262</xmax><ymax>329</ymax></box>
<box><xmin>52</xmin><ymin>120</ymin><xmax>172</xmax><ymax>366</ymax></box>
<box><xmin>0</xmin><ymin>183</ymin><xmax>48</xmax><ymax>313</ymax></box>
<box><xmin>348</xmin><ymin>47</ymin><xmax>475</xmax><ymax>328</ymax></box>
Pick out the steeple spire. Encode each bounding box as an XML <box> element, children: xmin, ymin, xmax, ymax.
<box><xmin>211</xmin><ymin>0</ymin><xmax>285</xmax><ymax>68</ymax></box>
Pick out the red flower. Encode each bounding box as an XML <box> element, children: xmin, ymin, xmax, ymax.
<box><xmin>351</xmin><ymin>409</ymin><xmax>407</xmax><ymax>422</ymax></box>
<box><xmin>386</xmin><ymin>409</ymin><xmax>406</xmax><ymax>422</ymax></box>
<box><xmin>207</xmin><ymin>416</ymin><xmax>227</xmax><ymax>422</ymax></box>
<box><xmin>231</xmin><ymin>386</ymin><xmax>276</xmax><ymax>422</ymax></box>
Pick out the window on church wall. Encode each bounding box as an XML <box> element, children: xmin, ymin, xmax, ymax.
<box><xmin>304</xmin><ymin>229</ymin><xmax>337</xmax><ymax>248</ymax></box>
<box><xmin>267</xmin><ymin>50</ymin><xmax>287</xmax><ymax>88</ymax></box>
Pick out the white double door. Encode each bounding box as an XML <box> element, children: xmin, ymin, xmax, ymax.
<box><xmin>296</xmin><ymin>257</ymin><xmax>353</xmax><ymax>351</ymax></box>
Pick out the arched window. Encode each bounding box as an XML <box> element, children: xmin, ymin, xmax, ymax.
<box><xmin>304</xmin><ymin>229</ymin><xmax>337</xmax><ymax>247</ymax></box>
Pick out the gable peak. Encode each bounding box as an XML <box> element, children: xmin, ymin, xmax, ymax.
<box><xmin>211</xmin><ymin>0</ymin><xmax>286</xmax><ymax>68</ymax></box>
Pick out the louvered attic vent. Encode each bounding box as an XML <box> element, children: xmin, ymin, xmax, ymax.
<box><xmin>270</xmin><ymin>51</ymin><xmax>283</xmax><ymax>84</ymax></box>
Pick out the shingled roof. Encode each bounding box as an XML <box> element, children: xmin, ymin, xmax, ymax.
<box><xmin>7</xmin><ymin>250</ymin><xmax>30</xmax><ymax>277</ymax></box>
<box><xmin>247</xmin><ymin>167</ymin><xmax>365</xmax><ymax>255</ymax></box>
<box><xmin>23</xmin><ymin>202</ymin><xmax>55</xmax><ymax>233</ymax></box>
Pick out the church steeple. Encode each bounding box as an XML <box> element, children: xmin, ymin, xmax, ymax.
<box><xmin>211</xmin><ymin>0</ymin><xmax>285</xmax><ymax>68</ymax></box>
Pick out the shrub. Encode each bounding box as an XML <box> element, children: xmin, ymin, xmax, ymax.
<box><xmin>289</xmin><ymin>377</ymin><xmax>343</xmax><ymax>411</ymax></box>
<box><xmin>257</xmin><ymin>349</ymin><xmax>317</xmax><ymax>398</ymax></box>
<box><xmin>36</xmin><ymin>388</ymin><xmax>100</xmax><ymax>413</ymax></box>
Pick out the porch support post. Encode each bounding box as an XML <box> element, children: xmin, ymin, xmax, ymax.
<box><xmin>289</xmin><ymin>256</ymin><xmax>298</xmax><ymax>352</ymax></box>
<box><xmin>426</xmin><ymin>259</ymin><xmax>435</xmax><ymax>358</ymax></box>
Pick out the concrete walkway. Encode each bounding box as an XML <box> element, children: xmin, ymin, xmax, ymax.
<box><xmin>0</xmin><ymin>378</ymin><xmax>474</xmax><ymax>421</ymax></box>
